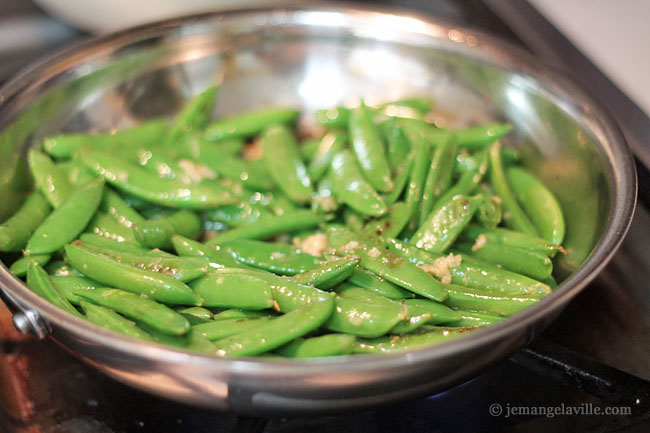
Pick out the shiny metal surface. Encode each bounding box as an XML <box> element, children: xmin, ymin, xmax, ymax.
<box><xmin>0</xmin><ymin>5</ymin><xmax>636</xmax><ymax>413</ymax></box>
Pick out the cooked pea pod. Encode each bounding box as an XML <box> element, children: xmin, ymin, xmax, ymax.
<box><xmin>25</xmin><ymin>178</ymin><xmax>104</xmax><ymax>255</ymax></box>
<box><xmin>307</xmin><ymin>131</ymin><xmax>346</xmax><ymax>182</ymax></box>
<box><xmin>275</xmin><ymin>334</ymin><xmax>356</xmax><ymax>358</ymax></box>
<box><xmin>291</xmin><ymin>256</ymin><xmax>360</xmax><ymax>289</ymax></box>
<box><xmin>488</xmin><ymin>142</ymin><xmax>538</xmax><ymax>236</ymax></box>
<box><xmin>220</xmin><ymin>239</ymin><xmax>323</xmax><ymax>275</ymax></box>
<box><xmin>75</xmin><ymin>287</ymin><xmax>190</xmax><ymax>336</ymax></box>
<box><xmin>28</xmin><ymin>149</ymin><xmax>74</xmax><ymax>208</ymax></box>
<box><xmin>454</xmin><ymin>242</ymin><xmax>552</xmax><ymax>281</ymax></box>
<box><xmin>80</xmin><ymin>301</ymin><xmax>157</xmax><ymax>342</ymax></box>
<box><xmin>380</xmin><ymin>118</ymin><xmax>411</xmax><ymax>172</ymax></box>
<box><xmin>386</xmin><ymin>238</ymin><xmax>551</xmax><ymax>297</ymax></box>
<box><xmin>205</xmin><ymin>210</ymin><xmax>324</xmax><ymax>245</ymax></box>
<box><xmin>460</xmin><ymin>225</ymin><xmax>562</xmax><ymax>257</ymax></box>
<box><xmin>193</xmin><ymin>317</ymin><xmax>272</xmax><ymax>341</ymax></box>
<box><xmin>9</xmin><ymin>254</ymin><xmax>51</xmax><ymax>278</ymax></box>
<box><xmin>447</xmin><ymin>310</ymin><xmax>504</xmax><ymax>327</ymax></box>
<box><xmin>443</xmin><ymin>285</ymin><xmax>540</xmax><ymax>317</ymax></box>
<box><xmin>404</xmin><ymin>138</ymin><xmax>431</xmax><ymax>230</ymax></box>
<box><xmin>362</xmin><ymin>202</ymin><xmax>411</xmax><ymax>240</ymax></box>
<box><xmin>261</xmin><ymin>124</ymin><xmax>313</xmax><ymax>203</ymax></box>
<box><xmin>419</xmin><ymin>132</ymin><xmax>457</xmax><ymax>226</ymax></box>
<box><xmin>212</xmin><ymin>293</ymin><xmax>334</xmax><ymax>357</ymax></box>
<box><xmin>86</xmin><ymin>211</ymin><xmax>138</xmax><ymax>244</ymax></box>
<box><xmin>64</xmin><ymin>244</ymin><xmax>202</xmax><ymax>306</ymax></box>
<box><xmin>165</xmin><ymin>84</ymin><xmax>218</xmax><ymax>145</ymax></box>
<box><xmin>100</xmin><ymin>189</ymin><xmax>145</xmax><ymax>229</ymax></box>
<box><xmin>171</xmin><ymin>235</ymin><xmax>245</xmax><ymax>269</ymax></box>
<box><xmin>329</xmin><ymin>150</ymin><xmax>387</xmax><ymax>217</ymax></box>
<box><xmin>204</xmin><ymin>107</ymin><xmax>299</xmax><ymax>141</ymax></box>
<box><xmin>50</xmin><ymin>275</ymin><xmax>102</xmax><ymax>305</ymax></box>
<box><xmin>410</xmin><ymin>195</ymin><xmax>482</xmax><ymax>254</ymax></box>
<box><xmin>354</xmin><ymin>327</ymin><xmax>474</xmax><ymax>354</ymax></box>
<box><xmin>349</xmin><ymin>102</ymin><xmax>393</xmax><ymax>192</ymax></box>
<box><xmin>82</xmin><ymin>151</ymin><xmax>236</xmax><ymax>209</ymax></box>
<box><xmin>190</xmin><ymin>268</ymin><xmax>275</xmax><ymax>310</ymax></box>
<box><xmin>0</xmin><ymin>191</ymin><xmax>51</xmax><ymax>252</ymax></box>
<box><xmin>383</xmin><ymin>154</ymin><xmax>414</xmax><ymax>206</ymax></box>
<box><xmin>452</xmin><ymin>123</ymin><xmax>512</xmax><ymax>148</ymax></box>
<box><xmin>506</xmin><ymin>167</ymin><xmax>565</xmax><ymax>244</ymax></box>
<box><xmin>347</xmin><ymin>268</ymin><xmax>414</xmax><ymax>299</ymax></box>
<box><xmin>328</xmin><ymin>229</ymin><xmax>448</xmax><ymax>302</ymax></box>
<box><xmin>26</xmin><ymin>263</ymin><xmax>82</xmax><ymax>317</ymax></box>
<box><xmin>134</xmin><ymin>210</ymin><xmax>202</xmax><ymax>249</ymax></box>
<box><xmin>403</xmin><ymin>299</ymin><xmax>461</xmax><ymax>324</ymax></box>
<box><xmin>176</xmin><ymin>307</ymin><xmax>213</xmax><ymax>325</ymax></box>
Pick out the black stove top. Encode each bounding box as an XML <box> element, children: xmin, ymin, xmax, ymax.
<box><xmin>2</xmin><ymin>1</ymin><xmax>650</xmax><ymax>432</ymax></box>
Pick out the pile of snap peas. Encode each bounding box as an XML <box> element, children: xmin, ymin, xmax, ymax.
<box><xmin>0</xmin><ymin>85</ymin><xmax>567</xmax><ymax>358</ymax></box>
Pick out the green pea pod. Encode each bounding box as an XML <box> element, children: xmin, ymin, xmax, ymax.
<box><xmin>82</xmin><ymin>151</ymin><xmax>237</xmax><ymax>209</ymax></box>
<box><xmin>75</xmin><ymin>241</ymin><xmax>209</xmax><ymax>282</ymax></box>
<box><xmin>403</xmin><ymin>299</ymin><xmax>462</xmax><ymax>324</ymax></box>
<box><xmin>219</xmin><ymin>239</ymin><xmax>323</xmax><ymax>275</ymax></box>
<box><xmin>383</xmin><ymin>153</ymin><xmax>414</xmax><ymax>206</ymax></box>
<box><xmin>165</xmin><ymin>84</ymin><xmax>218</xmax><ymax>146</ymax></box>
<box><xmin>204</xmin><ymin>107</ymin><xmax>300</xmax><ymax>141</ymax></box>
<box><xmin>506</xmin><ymin>167</ymin><xmax>566</xmax><ymax>244</ymax></box>
<box><xmin>178</xmin><ymin>133</ymin><xmax>244</xmax><ymax>165</ymax></box>
<box><xmin>50</xmin><ymin>275</ymin><xmax>102</xmax><ymax>305</ymax></box>
<box><xmin>410</xmin><ymin>195</ymin><xmax>482</xmax><ymax>254</ymax></box>
<box><xmin>419</xmin><ymin>132</ymin><xmax>457</xmax><ymax>226</ymax></box>
<box><xmin>437</xmin><ymin>149</ymin><xmax>489</xmax><ymax>204</ymax></box>
<box><xmin>447</xmin><ymin>309</ymin><xmax>504</xmax><ymax>327</ymax></box>
<box><xmin>380</xmin><ymin>118</ymin><xmax>414</xmax><ymax>171</ymax></box>
<box><xmin>362</xmin><ymin>202</ymin><xmax>411</xmax><ymax>240</ymax></box>
<box><xmin>190</xmin><ymin>268</ymin><xmax>275</xmax><ymax>310</ymax></box>
<box><xmin>75</xmin><ymin>287</ymin><xmax>190</xmax><ymax>336</ymax></box>
<box><xmin>354</xmin><ymin>328</ymin><xmax>474</xmax><ymax>354</ymax></box>
<box><xmin>386</xmin><ymin>238</ymin><xmax>551</xmax><ymax>297</ymax></box>
<box><xmin>460</xmin><ymin>225</ymin><xmax>562</xmax><ymax>257</ymax></box>
<box><xmin>347</xmin><ymin>268</ymin><xmax>414</xmax><ymax>299</ymax></box>
<box><xmin>0</xmin><ymin>191</ymin><xmax>51</xmax><ymax>252</ymax></box>
<box><xmin>171</xmin><ymin>235</ymin><xmax>245</xmax><ymax>269</ymax></box>
<box><xmin>291</xmin><ymin>256</ymin><xmax>360</xmax><ymax>289</ymax></box>
<box><xmin>44</xmin><ymin>260</ymin><xmax>83</xmax><ymax>277</ymax></box>
<box><xmin>28</xmin><ymin>149</ymin><xmax>74</xmax><ymax>208</ymax></box>
<box><xmin>275</xmin><ymin>334</ymin><xmax>356</xmax><ymax>358</ymax></box>
<box><xmin>204</xmin><ymin>202</ymin><xmax>273</xmax><ymax>228</ymax></box>
<box><xmin>9</xmin><ymin>254</ymin><xmax>51</xmax><ymax>277</ymax></box>
<box><xmin>43</xmin><ymin>119</ymin><xmax>169</xmax><ymax>160</ymax></box>
<box><xmin>475</xmin><ymin>187</ymin><xmax>503</xmax><ymax>229</ymax></box>
<box><xmin>404</xmin><ymin>138</ymin><xmax>431</xmax><ymax>230</ymax></box>
<box><xmin>26</xmin><ymin>263</ymin><xmax>82</xmax><ymax>316</ymax></box>
<box><xmin>307</xmin><ymin>131</ymin><xmax>346</xmax><ymax>182</ymax></box>
<box><xmin>79</xmin><ymin>233</ymin><xmax>151</xmax><ymax>255</ymax></box>
<box><xmin>210</xmin><ymin>157</ymin><xmax>273</xmax><ymax>191</ymax></box>
<box><xmin>86</xmin><ymin>211</ymin><xmax>138</xmax><ymax>244</ymax></box>
<box><xmin>213</xmin><ymin>309</ymin><xmax>275</xmax><ymax>321</ymax></box>
<box><xmin>206</xmin><ymin>210</ymin><xmax>324</xmax><ymax>245</ymax></box>
<box><xmin>100</xmin><ymin>189</ymin><xmax>145</xmax><ymax>229</ymax></box>
<box><xmin>329</xmin><ymin>150</ymin><xmax>387</xmax><ymax>217</ymax></box>
<box><xmin>25</xmin><ymin>178</ymin><xmax>104</xmax><ymax>255</ymax></box>
<box><xmin>454</xmin><ymin>242</ymin><xmax>552</xmax><ymax>281</ymax></box>
<box><xmin>176</xmin><ymin>307</ymin><xmax>214</xmax><ymax>325</ymax></box>
<box><xmin>134</xmin><ymin>210</ymin><xmax>202</xmax><ymax>249</ymax></box>
<box><xmin>212</xmin><ymin>293</ymin><xmax>334</xmax><ymax>357</ymax></box>
<box><xmin>193</xmin><ymin>317</ymin><xmax>272</xmax><ymax>341</ymax></box>
<box><xmin>328</xmin><ymin>228</ymin><xmax>448</xmax><ymax>302</ymax></box>
<box><xmin>443</xmin><ymin>285</ymin><xmax>540</xmax><ymax>316</ymax></box>
<box><xmin>397</xmin><ymin>117</ymin><xmax>449</xmax><ymax>147</ymax></box>
<box><xmin>80</xmin><ymin>301</ymin><xmax>157</xmax><ymax>342</ymax></box>
<box><xmin>390</xmin><ymin>314</ymin><xmax>435</xmax><ymax>335</ymax></box>
<box><xmin>315</xmin><ymin>106</ymin><xmax>350</xmax><ymax>129</ymax></box>
<box><xmin>452</xmin><ymin>123</ymin><xmax>512</xmax><ymax>148</ymax></box>
<box><xmin>488</xmin><ymin>142</ymin><xmax>538</xmax><ymax>236</ymax></box>
<box><xmin>64</xmin><ymin>244</ymin><xmax>202</xmax><ymax>306</ymax></box>
<box><xmin>380</xmin><ymin>97</ymin><xmax>433</xmax><ymax>115</ymax></box>
<box><xmin>349</xmin><ymin>102</ymin><xmax>393</xmax><ymax>192</ymax></box>
<box><xmin>325</xmin><ymin>295</ymin><xmax>411</xmax><ymax>338</ymax></box>
<box><xmin>261</xmin><ymin>124</ymin><xmax>313</xmax><ymax>203</ymax></box>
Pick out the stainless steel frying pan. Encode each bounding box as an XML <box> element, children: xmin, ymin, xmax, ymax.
<box><xmin>0</xmin><ymin>5</ymin><xmax>636</xmax><ymax>414</ymax></box>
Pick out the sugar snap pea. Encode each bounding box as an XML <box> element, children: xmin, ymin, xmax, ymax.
<box><xmin>9</xmin><ymin>254</ymin><xmax>51</xmax><ymax>277</ymax></box>
<box><xmin>506</xmin><ymin>167</ymin><xmax>565</xmax><ymax>244</ymax></box>
<box><xmin>171</xmin><ymin>235</ymin><xmax>245</xmax><ymax>268</ymax></box>
<box><xmin>176</xmin><ymin>307</ymin><xmax>214</xmax><ymax>325</ymax></box>
<box><xmin>134</xmin><ymin>210</ymin><xmax>202</xmax><ymax>249</ymax></box>
<box><xmin>50</xmin><ymin>275</ymin><xmax>102</xmax><ymax>305</ymax></box>
<box><xmin>204</xmin><ymin>107</ymin><xmax>299</xmax><ymax>141</ymax></box>
<box><xmin>65</xmin><ymin>244</ymin><xmax>202</xmax><ymax>306</ymax></box>
<box><xmin>275</xmin><ymin>334</ymin><xmax>356</xmax><ymax>358</ymax></box>
<box><xmin>460</xmin><ymin>225</ymin><xmax>562</xmax><ymax>256</ymax></box>
<box><xmin>307</xmin><ymin>131</ymin><xmax>346</xmax><ymax>182</ymax></box>
<box><xmin>404</xmin><ymin>138</ymin><xmax>431</xmax><ymax>230</ymax></box>
<box><xmin>212</xmin><ymin>293</ymin><xmax>334</xmax><ymax>357</ymax></box>
<box><xmin>443</xmin><ymin>285</ymin><xmax>539</xmax><ymax>317</ymax></box>
<box><xmin>380</xmin><ymin>118</ymin><xmax>413</xmax><ymax>172</ymax></box>
<box><xmin>419</xmin><ymin>132</ymin><xmax>457</xmax><ymax>226</ymax></box>
<box><xmin>447</xmin><ymin>309</ymin><xmax>504</xmax><ymax>327</ymax></box>
<box><xmin>329</xmin><ymin>150</ymin><xmax>387</xmax><ymax>217</ymax></box>
<box><xmin>80</xmin><ymin>301</ymin><xmax>157</xmax><ymax>342</ymax></box>
<box><xmin>190</xmin><ymin>268</ymin><xmax>275</xmax><ymax>310</ymax></box>
<box><xmin>0</xmin><ymin>191</ymin><xmax>51</xmax><ymax>252</ymax></box>
<box><xmin>193</xmin><ymin>317</ymin><xmax>272</xmax><ymax>341</ymax></box>
<box><xmin>291</xmin><ymin>256</ymin><xmax>360</xmax><ymax>289</ymax></box>
<box><xmin>354</xmin><ymin>327</ymin><xmax>474</xmax><ymax>354</ymax></box>
<box><xmin>28</xmin><ymin>149</ymin><xmax>74</xmax><ymax>208</ymax></box>
<box><xmin>349</xmin><ymin>102</ymin><xmax>393</xmax><ymax>192</ymax></box>
<box><xmin>347</xmin><ymin>268</ymin><xmax>414</xmax><ymax>299</ymax></box>
<box><xmin>220</xmin><ymin>239</ymin><xmax>323</xmax><ymax>275</ymax></box>
<box><xmin>452</xmin><ymin>123</ymin><xmax>512</xmax><ymax>148</ymax></box>
<box><xmin>75</xmin><ymin>287</ymin><xmax>190</xmax><ymax>336</ymax></box>
<box><xmin>454</xmin><ymin>242</ymin><xmax>552</xmax><ymax>281</ymax></box>
<box><xmin>26</xmin><ymin>263</ymin><xmax>82</xmax><ymax>316</ymax></box>
<box><xmin>165</xmin><ymin>84</ymin><xmax>218</xmax><ymax>145</ymax></box>
<box><xmin>261</xmin><ymin>124</ymin><xmax>313</xmax><ymax>203</ymax></box>
<box><xmin>82</xmin><ymin>151</ymin><xmax>236</xmax><ymax>209</ymax></box>
<box><xmin>86</xmin><ymin>211</ymin><xmax>139</xmax><ymax>244</ymax></box>
<box><xmin>25</xmin><ymin>178</ymin><xmax>104</xmax><ymax>255</ymax></box>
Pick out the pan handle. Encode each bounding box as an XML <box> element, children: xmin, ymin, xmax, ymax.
<box><xmin>0</xmin><ymin>286</ymin><xmax>48</xmax><ymax>340</ymax></box>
